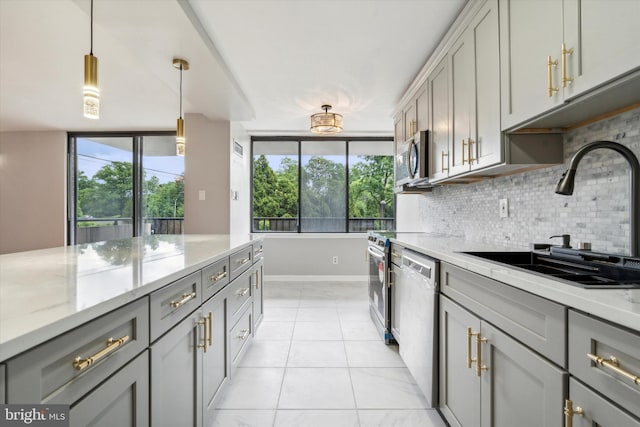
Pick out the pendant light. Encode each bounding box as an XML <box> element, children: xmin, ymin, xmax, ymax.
<box><xmin>310</xmin><ymin>104</ymin><xmax>343</xmax><ymax>135</ymax></box>
<box><xmin>173</xmin><ymin>58</ymin><xmax>189</xmax><ymax>156</ymax></box>
<box><xmin>83</xmin><ymin>0</ymin><xmax>99</xmax><ymax>119</ymax></box>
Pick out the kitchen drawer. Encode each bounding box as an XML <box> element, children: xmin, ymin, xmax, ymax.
<box><xmin>150</xmin><ymin>270</ymin><xmax>201</xmax><ymax>342</ymax></box>
<box><xmin>69</xmin><ymin>350</ymin><xmax>149</xmax><ymax>427</ymax></box>
<box><xmin>227</xmin><ymin>268</ymin><xmax>252</xmax><ymax>323</ymax></box>
<box><xmin>6</xmin><ymin>297</ymin><xmax>149</xmax><ymax>404</ymax></box>
<box><xmin>441</xmin><ymin>262</ymin><xmax>566</xmax><ymax>366</ymax></box>
<box><xmin>229</xmin><ymin>245</ymin><xmax>253</xmax><ymax>280</ymax></box>
<box><xmin>568</xmin><ymin>310</ymin><xmax>640</xmax><ymax>419</ymax></box>
<box><xmin>0</xmin><ymin>364</ymin><xmax>5</xmax><ymax>404</ymax></box>
<box><xmin>252</xmin><ymin>242</ymin><xmax>264</xmax><ymax>262</ymax></box>
<box><xmin>202</xmin><ymin>256</ymin><xmax>230</xmax><ymax>301</ymax></box>
<box><xmin>568</xmin><ymin>377</ymin><xmax>639</xmax><ymax>427</ymax></box>
<box><xmin>229</xmin><ymin>305</ymin><xmax>252</xmax><ymax>376</ymax></box>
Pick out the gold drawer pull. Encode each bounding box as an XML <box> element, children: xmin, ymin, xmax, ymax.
<box><xmin>170</xmin><ymin>292</ymin><xmax>196</xmax><ymax>308</ymax></box>
<box><xmin>476</xmin><ymin>334</ymin><xmax>489</xmax><ymax>377</ymax></box>
<box><xmin>254</xmin><ymin>248</ymin><xmax>263</xmax><ymax>256</ymax></box>
<box><xmin>73</xmin><ymin>335</ymin><xmax>130</xmax><ymax>370</ymax></box>
<box><xmin>254</xmin><ymin>271</ymin><xmax>260</xmax><ymax>289</ymax></box>
<box><xmin>236</xmin><ymin>287</ymin><xmax>250</xmax><ymax>297</ymax></box>
<box><xmin>547</xmin><ymin>55</ymin><xmax>559</xmax><ymax>97</ymax></box>
<box><xmin>588</xmin><ymin>353</ymin><xmax>640</xmax><ymax>386</ymax></box>
<box><xmin>237</xmin><ymin>329</ymin><xmax>250</xmax><ymax>340</ymax></box>
<box><xmin>441</xmin><ymin>151</ymin><xmax>449</xmax><ymax>172</ymax></box>
<box><xmin>237</xmin><ymin>257</ymin><xmax>250</xmax><ymax>265</ymax></box>
<box><xmin>564</xmin><ymin>399</ymin><xmax>584</xmax><ymax>427</ymax></box>
<box><xmin>467</xmin><ymin>328</ymin><xmax>477</xmax><ymax>369</ymax></box>
<box><xmin>561</xmin><ymin>43</ymin><xmax>574</xmax><ymax>87</ymax></box>
<box><xmin>210</xmin><ymin>271</ymin><xmax>227</xmax><ymax>282</ymax></box>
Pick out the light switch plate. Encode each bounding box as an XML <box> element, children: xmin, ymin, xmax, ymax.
<box><xmin>198</xmin><ymin>190</ymin><xmax>206</xmax><ymax>201</ymax></box>
<box><xmin>499</xmin><ymin>198</ymin><xmax>508</xmax><ymax>218</ymax></box>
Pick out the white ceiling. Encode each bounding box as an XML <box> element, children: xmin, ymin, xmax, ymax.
<box><xmin>0</xmin><ymin>0</ymin><xmax>466</xmax><ymax>135</ymax></box>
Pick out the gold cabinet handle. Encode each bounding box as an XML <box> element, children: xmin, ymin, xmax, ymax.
<box><xmin>197</xmin><ymin>317</ymin><xmax>208</xmax><ymax>353</ymax></box>
<box><xmin>564</xmin><ymin>399</ymin><xmax>584</xmax><ymax>427</ymax></box>
<box><xmin>206</xmin><ymin>312</ymin><xmax>213</xmax><ymax>346</ymax></box>
<box><xmin>238</xmin><ymin>329</ymin><xmax>250</xmax><ymax>340</ymax></box>
<box><xmin>547</xmin><ymin>56</ymin><xmax>559</xmax><ymax>97</ymax></box>
<box><xmin>254</xmin><ymin>271</ymin><xmax>260</xmax><ymax>289</ymax></box>
<box><xmin>254</xmin><ymin>248</ymin><xmax>263</xmax><ymax>256</ymax></box>
<box><xmin>461</xmin><ymin>139</ymin><xmax>467</xmax><ymax>165</ymax></box>
<box><xmin>588</xmin><ymin>353</ymin><xmax>640</xmax><ymax>387</ymax></box>
<box><xmin>236</xmin><ymin>287</ymin><xmax>250</xmax><ymax>297</ymax></box>
<box><xmin>237</xmin><ymin>257</ymin><xmax>251</xmax><ymax>265</ymax></box>
<box><xmin>468</xmin><ymin>138</ymin><xmax>476</xmax><ymax>163</ymax></box>
<box><xmin>561</xmin><ymin>43</ymin><xmax>574</xmax><ymax>87</ymax></box>
<box><xmin>73</xmin><ymin>335</ymin><xmax>130</xmax><ymax>370</ymax></box>
<box><xmin>210</xmin><ymin>271</ymin><xmax>227</xmax><ymax>283</ymax></box>
<box><xmin>467</xmin><ymin>328</ymin><xmax>478</xmax><ymax>369</ymax></box>
<box><xmin>476</xmin><ymin>334</ymin><xmax>489</xmax><ymax>376</ymax></box>
<box><xmin>441</xmin><ymin>151</ymin><xmax>449</xmax><ymax>172</ymax></box>
<box><xmin>170</xmin><ymin>292</ymin><xmax>196</xmax><ymax>308</ymax></box>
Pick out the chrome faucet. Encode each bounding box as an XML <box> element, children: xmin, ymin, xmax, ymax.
<box><xmin>555</xmin><ymin>141</ymin><xmax>640</xmax><ymax>257</ymax></box>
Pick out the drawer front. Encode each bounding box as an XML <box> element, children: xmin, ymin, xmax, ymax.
<box><xmin>569</xmin><ymin>378</ymin><xmax>640</xmax><ymax>427</ymax></box>
<box><xmin>252</xmin><ymin>242</ymin><xmax>264</xmax><ymax>262</ymax></box>
<box><xmin>6</xmin><ymin>297</ymin><xmax>149</xmax><ymax>404</ymax></box>
<box><xmin>227</xmin><ymin>268</ymin><xmax>253</xmax><ymax>322</ymax></box>
<box><xmin>0</xmin><ymin>364</ymin><xmax>5</xmax><ymax>404</ymax></box>
<box><xmin>229</xmin><ymin>306</ymin><xmax>252</xmax><ymax>375</ymax></box>
<box><xmin>568</xmin><ymin>310</ymin><xmax>640</xmax><ymax>418</ymax></box>
<box><xmin>441</xmin><ymin>262</ymin><xmax>566</xmax><ymax>366</ymax></box>
<box><xmin>150</xmin><ymin>271</ymin><xmax>201</xmax><ymax>342</ymax></box>
<box><xmin>230</xmin><ymin>246</ymin><xmax>253</xmax><ymax>280</ymax></box>
<box><xmin>202</xmin><ymin>257</ymin><xmax>230</xmax><ymax>301</ymax></box>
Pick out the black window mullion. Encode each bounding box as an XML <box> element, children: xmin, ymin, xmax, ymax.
<box><xmin>345</xmin><ymin>140</ymin><xmax>350</xmax><ymax>233</ymax></box>
<box><xmin>297</xmin><ymin>139</ymin><xmax>302</xmax><ymax>233</ymax></box>
<box><xmin>133</xmin><ymin>136</ymin><xmax>142</xmax><ymax>237</ymax></box>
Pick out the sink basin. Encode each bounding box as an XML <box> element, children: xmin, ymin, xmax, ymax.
<box><xmin>462</xmin><ymin>250</ymin><xmax>640</xmax><ymax>289</ymax></box>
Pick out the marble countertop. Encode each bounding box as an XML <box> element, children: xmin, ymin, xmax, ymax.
<box><xmin>0</xmin><ymin>234</ymin><xmax>261</xmax><ymax>361</ymax></box>
<box><xmin>388</xmin><ymin>232</ymin><xmax>640</xmax><ymax>333</ymax></box>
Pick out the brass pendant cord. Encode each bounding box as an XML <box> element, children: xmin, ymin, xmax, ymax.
<box><xmin>179</xmin><ymin>64</ymin><xmax>183</xmax><ymax>119</ymax></box>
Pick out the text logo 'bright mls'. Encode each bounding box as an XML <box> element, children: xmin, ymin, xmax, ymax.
<box><xmin>0</xmin><ymin>405</ymin><xmax>69</xmax><ymax>426</ymax></box>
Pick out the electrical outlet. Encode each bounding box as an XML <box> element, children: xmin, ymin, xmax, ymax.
<box><xmin>332</xmin><ymin>256</ymin><xmax>338</xmax><ymax>265</ymax></box>
<box><xmin>499</xmin><ymin>198</ymin><xmax>509</xmax><ymax>218</ymax></box>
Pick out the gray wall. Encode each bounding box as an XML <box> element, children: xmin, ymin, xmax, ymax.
<box><xmin>398</xmin><ymin>107</ymin><xmax>640</xmax><ymax>255</ymax></box>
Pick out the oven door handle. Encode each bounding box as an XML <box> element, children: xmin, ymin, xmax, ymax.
<box><xmin>367</xmin><ymin>246</ymin><xmax>385</xmax><ymax>260</ymax></box>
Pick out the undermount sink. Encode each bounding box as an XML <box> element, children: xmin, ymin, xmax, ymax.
<box><xmin>462</xmin><ymin>248</ymin><xmax>640</xmax><ymax>289</ymax></box>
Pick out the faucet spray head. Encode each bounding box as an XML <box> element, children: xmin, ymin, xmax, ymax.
<box><xmin>555</xmin><ymin>169</ymin><xmax>576</xmax><ymax>195</ymax></box>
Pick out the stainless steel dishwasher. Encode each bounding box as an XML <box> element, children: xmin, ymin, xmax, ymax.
<box><xmin>396</xmin><ymin>249</ymin><xmax>439</xmax><ymax>407</ymax></box>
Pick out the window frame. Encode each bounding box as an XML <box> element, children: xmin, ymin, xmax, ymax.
<box><xmin>250</xmin><ymin>135</ymin><xmax>395</xmax><ymax>234</ymax></box>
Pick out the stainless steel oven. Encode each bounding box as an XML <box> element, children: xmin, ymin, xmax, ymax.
<box><xmin>367</xmin><ymin>231</ymin><xmax>394</xmax><ymax>343</ymax></box>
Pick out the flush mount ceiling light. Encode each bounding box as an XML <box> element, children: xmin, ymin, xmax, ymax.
<box><xmin>173</xmin><ymin>58</ymin><xmax>189</xmax><ymax>156</ymax></box>
<box><xmin>310</xmin><ymin>104</ymin><xmax>343</xmax><ymax>135</ymax></box>
<box><xmin>83</xmin><ymin>0</ymin><xmax>99</xmax><ymax>119</ymax></box>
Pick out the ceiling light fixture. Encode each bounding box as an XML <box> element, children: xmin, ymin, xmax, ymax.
<box><xmin>173</xmin><ymin>58</ymin><xmax>189</xmax><ymax>156</ymax></box>
<box><xmin>83</xmin><ymin>0</ymin><xmax>99</xmax><ymax>119</ymax></box>
<box><xmin>310</xmin><ymin>104</ymin><xmax>343</xmax><ymax>135</ymax></box>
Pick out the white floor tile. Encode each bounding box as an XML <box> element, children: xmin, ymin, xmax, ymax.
<box><xmin>274</xmin><ymin>410</ymin><xmax>359</xmax><ymax>427</ymax></box>
<box><xmin>345</xmin><ymin>341</ymin><xmax>405</xmax><ymax>367</ymax></box>
<box><xmin>358</xmin><ymin>409</ymin><xmax>447</xmax><ymax>427</ymax></box>
<box><xmin>278</xmin><ymin>368</ymin><xmax>356</xmax><ymax>409</ymax></box>
<box><xmin>287</xmin><ymin>341</ymin><xmax>347</xmax><ymax>367</ymax></box>
<box><xmin>338</xmin><ymin>306</ymin><xmax>373</xmax><ymax>322</ymax></box>
<box><xmin>255</xmin><ymin>321</ymin><xmax>295</xmax><ymax>341</ymax></box>
<box><xmin>263</xmin><ymin>307</ymin><xmax>298</xmax><ymax>322</ymax></box>
<box><xmin>209</xmin><ymin>409</ymin><xmax>276</xmax><ymax>427</ymax></box>
<box><xmin>340</xmin><ymin>321</ymin><xmax>381</xmax><ymax>341</ymax></box>
<box><xmin>239</xmin><ymin>340</ymin><xmax>291</xmax><ymax>367</ymax></box>
<box><xmin>350</xmin><ymin>367</ymin><xmax>429</xmax><ymax>409</ymax></box>
<box><xmin>215</xmin><ymin>368</ymin><xmax>285</xmax><ymax>409</ymax></box>
<box><xmin>296</xmin><ymin>307</ymin><xmax>339</xmax><ymax>322</ymax></box>
<box><xmin>292</xmin><ymin>321</ymin><xmax>343</xmax><ymax>341</ymax></box>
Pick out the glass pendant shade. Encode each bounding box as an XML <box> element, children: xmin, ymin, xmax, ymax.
<box><xmin>176</xmin><ymin>117</ymin><xmax>186</xmax><ymax>156</ymax></box>
<box><xmin>310</xmin><ymin>105</ymin><xmax>343</xmax><ymax>134</ymax></box>
<box><xmin>83</xmin><ymin>54</ymin><xmax>99</xmax><ymax>119</ymax></box>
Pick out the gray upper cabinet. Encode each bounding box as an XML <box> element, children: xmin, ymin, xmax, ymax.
<box><xmin>428</xmin><ymin>56</ymin><xmax>450</xmax><ymax>182</ymax></box>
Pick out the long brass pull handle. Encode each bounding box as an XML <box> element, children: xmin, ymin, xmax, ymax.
<box><xmin>461</xmin><ymin>139</ymin><xmax>467</xmax><ymax>165</ymax></box>
<box><xmin>588</xmin><ymin>353</ymin><xmax>640</xmax><ymax>386</ymax></box>
<box><xmin>207</xmin><ymin>312</ymin><xmax>213</xmax><ymax>346</ymax></box>
<box><xmin>197</xmin><ymin>318</ymin><xmax>208</xmax><ymax>353</ymax></box>
<box><xmin>476</xmin><ymin>334</ymin><xmax>489</xmax><ymax>376</ymax></box>
<box><xmin>561</xmin><ymin>43</ymin><xmax>574</xmax><ymax>87</ymax></box>
<box><xmin>236</xmin><ymin>288</ymin><xmax>250</xmax><ymax>297</ymax></box>
<box><xmin>468</xmin><ymin>138</ymin><xmax>476</xmax><ymax>163</ymax></box>
<box><xmin>238</xmin><ymin>329</ymin><xmax>250</xmax><ymax>340</ymax></box>
<box><xmin>547</xmin><ymin>56</ymin><xmax>559</xmax><ymax>97</ymax></box>
<box><xmin>467</xmin><ymin>328</ymin><xmax>477</xmax><ymax>368</ymax></box>
<box><xmin>254</xmin><ymin>271</ymin><xmax>259</xmax><ymax>289</ymax></box>
<box><xmin>237</xmin><ymin>257</ymin><xmax>250</xmax><ymax>265</ymax></box>
<box><xmin>210</xmin><ymin>271</ymin><xmax>227</xmax><ymax>283</ymax></box>
<box><xmin>564</xmin><ymin>399</ymin><xmax>584</xmax><ymax>427</ymax></box>
<box><xmin>73</xmin><ymin>335</ymin><xmax>130</xmax><ymax>370</ymax></box>
<box><xmin>170</xmin><ymin>292</ymin><xmax>196</xmax><ymax>308</ymax></box>
<box><xmin>254</xmin><ymin>248</ymin><xmax>263</xmax><ymax>256</ymax></box>
<box><xmin>441</xmin><ymin>151</ymin><xmax>449</xmax><ymax>172</ymax></box>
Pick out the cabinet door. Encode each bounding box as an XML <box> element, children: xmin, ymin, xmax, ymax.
<box><xmin>563</xmin><ymin>0</ymin><xmax>640</xmax><ymax>99</ymax></box>
<box><xmin>499</xmin><ymin>0</ymin><xmax>564</xmax><ymax>130</ymax></box>
<box><xmin>470</xmin><ymin>0</ymin><xmax>502</xmax><ymax>170</ymax></box>
<box><xmin>252</xmin><ymin>260</ymin><xmax>264</xmax><ymax>331</ymax></box>
<box><xmin>415</xmin><ymin>84</ymin><xmax>429</xmax><ymax>133</ymax></box>
<box><xmin>403</xmin><ymin>101</ymin><xmax>416</xmax><ymax>140</ymax></box>
<box><xmin>568</xmin><ymin>378</ymin><xmax>640</xmax><ymax>427</ymax></box>
<box><xmin>479</xmin><ymin>322</ymin><xmax>566</xmax><ymax>427</ymax></box>
<box><xmin>0</xmin><ymin>364</ymin><xmax>5</xmax><ymax>404</ymax></box>
<box><xmin>390</xmin><ymin>265</ymin><xmax>403</xmax><ymax>344</ymax></box>
<box><xmin>450</xmin><ymin>28</ymin><xmax>474</xmax><ymax>176</ymax></box>
<box><xmin>202</xmin><ymin>293</ymin><xmax>227</xmax><ymax>427</ymax></box>
<box><xmin>429</xmin><ymin>57</ymin><xmax>451</xmax><ymax>181</ymax></box>
<box><xmin>150</xmin><ymin>311</ymin><xmax>203</xmax><ymax>427</ymax></box>
<box><xmin>70</xmin><ymin>351</ymin><xmax>149</xmax><ymax>427</ymax></box>
<box><xmin>439</xmin><ymin>296</ymin><xmax>480</xmax><ymax>427</ymax></box>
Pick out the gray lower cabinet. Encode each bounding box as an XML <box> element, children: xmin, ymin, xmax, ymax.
<box><xmin>252</xmin><ymin>258</ymin><xmax>264</xmax><ymax>332</ymax></box>
<box><xmin>440</xmin><ymin>295</ymin><xmax>566</xmax><ymax>427</ymax></box>
<box><xmin>567</xmin><ymin>378</ymin><xmax>640</xmax><ymax>427</ymax></box>
<box><xmin>0</xmin><ymin>363</ymin><xmax>5</xmax><ymax>404</ymax></box>
<box><xmin>69</xmin><ymin>350</ymin><xmax>149</xmax><ymax>427</ymax></box>
<box><xmin>202</xmin><ymin>293</ymin><xmax>228</xmax><ymax>427</ymax></box>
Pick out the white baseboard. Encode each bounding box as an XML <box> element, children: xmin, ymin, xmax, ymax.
<box><xmin>265</xmin><ymin>275</ymin><xmax>368</xmax><ymax>282</ymax></box>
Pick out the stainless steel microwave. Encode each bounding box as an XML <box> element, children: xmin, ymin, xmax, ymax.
<box><xmin>394</xmin><ymin>130</ymin><xmax>431</xmax><ymax>191</ymax></box>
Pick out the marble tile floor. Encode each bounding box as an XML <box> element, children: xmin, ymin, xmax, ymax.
<box><xmin>211</xmin><ymin>280</ymin><xmax>447</xmax><ymax>427</ymax></box>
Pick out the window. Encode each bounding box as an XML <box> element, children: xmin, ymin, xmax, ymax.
<box><xmin>68</xmin><ymin>132</ymin><xmax>184</xmax><ymax>244</ymax></box>
<box><xmin>251</xmin><ymin>137</ymin><xmax>394</xmax><ymax>233</ymax></box>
